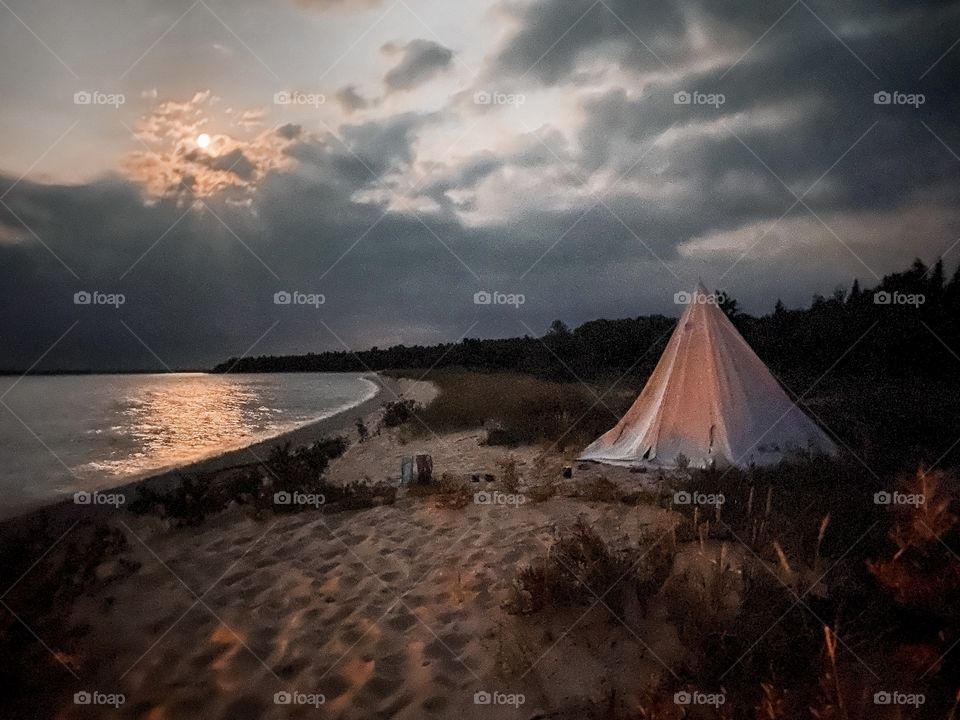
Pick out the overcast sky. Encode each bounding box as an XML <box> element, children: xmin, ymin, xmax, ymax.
<box><xmin>1</xmin><ymin>0</ymin><xmax>959</xmax><ymax>370</ymax></box>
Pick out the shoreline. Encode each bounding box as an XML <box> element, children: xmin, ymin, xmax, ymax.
<box><xmin>0</xmin><ymin>372</ymin><xmax>421</xmax><ymax>530</ymax></box>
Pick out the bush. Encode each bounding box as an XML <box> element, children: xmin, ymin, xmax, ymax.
<box><xmin>482</xmin><ymin>427</ymin><xmax>524</xmax><ymax>447</ymax></box>
<box><xmin>580</xmin><ymin>475</ymin><xmax>620</xmax><ymax>503</ymax></box>
<box><xmin>408</xmin><ymin>473</ymin><xmax>472</xmax><ymax>509</ymax></box>
<box><xmin>0</xmin><ymin>521</ymin><xmax>140</xmax><ymax>716</ymax></box>
<box><xmin>496</xmin><ymin>455</ymin><xmax>521</xmax><ymax>492</ymax></box>
<box><xmin>509</xmin><ymin>516</ymin><xmax>671</xmax><ymax>617</ymax></box>
<box><xmin>128</xmin><ymin>436</ymin><xmax>352</xmax><ymax>523</ymax></box>
<box><xmin>397</xmin><ymin>370</ymin><xmax>633</xmax><ymax>451</ymax></box>
<box><xmin>380</xmin><ymin>399</ymin><xmax>421</xmax><ymax>428</ymax></box>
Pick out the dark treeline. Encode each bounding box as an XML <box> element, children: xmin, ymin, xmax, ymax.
<box><xmin>214</xmin><ymin>258</ymin><xmax>960</xmax><ymax>387</ymax></box>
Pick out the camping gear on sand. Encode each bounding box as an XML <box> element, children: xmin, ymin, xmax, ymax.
<box><xmin>580</xmin><ymin>283</ymin><xmax>836</xmax><ymax>469</ymax></box>
<box><xmin>415</xmin><ymin>454</ymin><xmax>433</xmax><ymax>484</ymax></box>
<box><xmin>401</xmin><ymin>456</ymin><xmax>414</xmax><ymax>485</ymax></box>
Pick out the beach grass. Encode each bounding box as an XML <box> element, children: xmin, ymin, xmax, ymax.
<box><xmin>385</xmin><ymin>368</ymin><xmax>633</xmax><ymax>452</ymax></box>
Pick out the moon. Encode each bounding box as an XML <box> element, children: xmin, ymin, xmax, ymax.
<box><xmin>196</xmin><ymin>133</ymin><xmax>211</xmax><ymax>149</ymax></box>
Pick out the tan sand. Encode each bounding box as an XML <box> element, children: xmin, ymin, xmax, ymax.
<box><xmin>4</xmin><ymin>375</ymin><xmax>705</xmax><ymax>719</ymax></box>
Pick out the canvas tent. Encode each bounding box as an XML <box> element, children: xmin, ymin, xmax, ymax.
<box><xmin>580</xmin><ymin>284</ymin><xmax>837</xmax><ymax>469</ymax></box>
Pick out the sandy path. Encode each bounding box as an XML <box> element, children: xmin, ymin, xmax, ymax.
<box><xmin>53</xmin><ymin>475</ymin><xmax>676</xmax><ymax>719</ymax></box>
<box><xmin>6</xmin><ymin>377</ymin><xmax>694</xmax><ymax>719</ymax></box>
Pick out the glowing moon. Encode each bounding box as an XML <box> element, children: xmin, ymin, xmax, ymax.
<box><xmin>196</xmin><ymin>133</ymin><xmax>211</xmax><ymax>149</ymax></box>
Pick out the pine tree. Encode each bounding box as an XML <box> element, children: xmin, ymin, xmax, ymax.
<box><xmin>848</xmin><ymin>278</ymin><xmax>862</xmax><ymax>304</ymax></box>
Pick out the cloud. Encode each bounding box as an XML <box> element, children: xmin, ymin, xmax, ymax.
<box><xmin>335</xmin><ymin>85</ymin><xmax>370</xmax><ymax>114</ymax></box>
<box><xmin>293</xmin><ymin>0</ymin><xmax>382</xmax><ymax>10</ymax></box>
<box><xmin>124</xmin><ymin>93</ymin><xmax>298</xmax><ymax>200</ymax></box>
<box><xmin>382</xmin><ymin>39</ymin><xmax>454</xmax><ymax>92</ymax></box>
<box><xmin>3</xmin><ymin>0</ymin><xmax>960</xmax><ymax>371</ymax></box>
<box><xmin>186</xmin><ymin>147</ymin><xmax>257</xmax><ymax>180</ymax></box>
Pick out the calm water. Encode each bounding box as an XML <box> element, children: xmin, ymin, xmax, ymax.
<box><xmin>0</xmin><ymin>372</ymin><xmax>379</xmax><ymax>518</ymax></box>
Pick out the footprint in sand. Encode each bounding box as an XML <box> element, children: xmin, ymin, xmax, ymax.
<box><xmin>220</xmin><ymin>695</ymin><xmax>266</xmax><ymax>720</ymax></box>
<box><xmin>385</xmin><ymin>611</ymin><xmax>418</xmax><ymax>633</ymax></box>
<box><xmin>377</xmin><ymin>691</ymin><xmax>414</xmax><ymax>718</ymax></box>
<box><xmin>320</xmin><ymin>673</ymin><xmax>351</xmax><ymax>702</ymax></box>
<box><xmin>422</xmin><ymin>694</ymin><xmax>449</xmax><ymax>712</ymax></box>
<box><xmin>275</xmin><ymin>657</ymin><xmax>309</xmax><ymax>680</ymax></box>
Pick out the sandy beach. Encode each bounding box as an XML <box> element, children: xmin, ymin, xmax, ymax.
<box><xmin>2</xmin><ymin>369</ymin><xmax>955</xmax><ymax>719</ymax></box>
<box><xmin>0</xmin><ymin>372</ymin><xmax>690</xmax><ymax>719</ymax></box>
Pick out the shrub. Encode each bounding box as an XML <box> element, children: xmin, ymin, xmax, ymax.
<box><xmin>0</xmin><ymin>521</ymin><xmax>140</xmax><ymax>715</ymax></box>
<box><xmin>380</xmin><ymin>399</ymin><xmax>421</xmax><ymax>428</ymax></box>
<box><xmin>397</xmin><ymin>370</ymin><xmax>633</xmax><ymax>450</ymax></box>
<box><xmin>496</xmin><ymin>455</ymin><xmax>521</xmax><ymax>492</ymax></box>
<box><xmin>355</xmin><ymin>417</ymin><xmax>369</xmax><ymax>442</ymax></box>
<box><xmin>581</xmin><ymin>475</ymin><xmax>620</xmax><ymax>503</ymax></box>
<box><xmin>129</xmin><ymin>436</ymin><xmax>352</xmax><ymax>523</ymax></box>
<box><xmin>408</xmin><ymin>473</ymin><xmax>472</xmax><ymax>509</ymax></box>
<box><xmin>526</xmin><ymin>480</ymin><xmax>561</xmax><ymax>503</ymax></box>
<box><xmin>127</xmin><ymin>475</ymin><xmax>226</xmax><ymax>525</ymax></box>
<box><xmin>510</xmin><ymin>516</ymin><xmax>671</xmax><ymax>617</ymax></box>
<box><xmin>483</xmin><ymin>427</ymin><xmax>524</xmax><ymax>447</ymax></box>
<box><xmin>869</xmin><ymin>467</ymin><xmax>960</xmax><ymax>618</ymax></box>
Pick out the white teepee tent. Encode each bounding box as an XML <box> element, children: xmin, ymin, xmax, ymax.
<box><xmin>580</xmin><ymin>284</ymin><xmax>837</xmax><ymax>469</ymax></box>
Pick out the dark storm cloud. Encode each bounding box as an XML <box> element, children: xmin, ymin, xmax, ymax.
<box><xmin>382</xmin><ymin>39</ymin><xmax>454</xmax><ymax>92</ymax></box>
<box><xmin>185</xmin><ymin>148</ymin><xmax>257</xmax><ymax>179</ymax></box>
<box><xmin>276</xmin><ymin>123</ymin><xmax>302</xmax><ymax>140</ymax></box>
<box><xmin>335</xmin><ymin>85</ymin><xmax>370</xmax><ymax>114</ymax></box>
<box><xmin>3</xmin><ymin>0</ymin><xmax>960</xmax><ymax>372</ymax></box>
<box><xmin>293</xmin><ymin>0</ymin><xmax>382</xmax><ymax>10</ymax></box>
